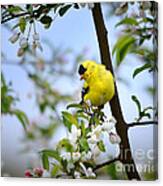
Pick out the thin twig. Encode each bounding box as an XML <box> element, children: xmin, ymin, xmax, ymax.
<box><xmin>1</xmin><ymin>12</ymin><xmax>30</xmax><ymax>24</ymax></box>
<box><xmin>93</xmin><ymin>158</ymin><xmax>119</xmax><ymax>171</ymax></box>
<box><xmin>128</xmin><ymin>121</ymin><xmax>158</xmax><ymax>128</ymax></box>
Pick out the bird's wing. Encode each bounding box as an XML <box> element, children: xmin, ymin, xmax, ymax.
<box><xmin>81</xmin><ymin>82</ymin><xmax>89</xmax><ymax>103</ymax></box>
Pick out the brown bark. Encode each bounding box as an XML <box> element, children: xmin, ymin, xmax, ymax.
<box><xmin>91</xmin><ymin>3</ymin><xmax>141</xmax><ymax>180</ymax></box>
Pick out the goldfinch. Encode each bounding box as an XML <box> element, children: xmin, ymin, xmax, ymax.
<box><xmin>78</xmin><ymin>60</ymin><xmax>115</xmax><ymax>107</ymax></box>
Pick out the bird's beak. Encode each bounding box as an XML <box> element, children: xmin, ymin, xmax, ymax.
<box><xmin>80</xmin><ymin>75</ymin><xmax>84</xmax><ymax>80</ymax></box>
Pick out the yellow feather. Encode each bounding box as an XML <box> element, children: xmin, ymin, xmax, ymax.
<box><xmin>80</xmin><ymin>60</ymin><xmax>115</xmax><ymax>106</ymax></box>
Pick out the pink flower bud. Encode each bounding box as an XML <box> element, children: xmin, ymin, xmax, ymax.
<box><xmin>24</xmin><ymin>169</ymin><xmax>33</xmax><ymax>177</ymax></box>
<box><xmin>33</xmin><ymin>167</ymin><xmax>44</xmax><ymax>177</ymax></box>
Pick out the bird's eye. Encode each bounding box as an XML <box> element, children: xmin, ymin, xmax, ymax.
<box><xmin>78</xmin><ymin>65</ymin><xmax>87</xmax><ymax>75</ymax></box>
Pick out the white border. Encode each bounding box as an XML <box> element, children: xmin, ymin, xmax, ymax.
<box><xmin>1</xmin><ymin>0</ymin><xmax>162</xmax><ymax>186</ymax></box>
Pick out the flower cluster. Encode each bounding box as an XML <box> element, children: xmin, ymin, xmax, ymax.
<box><xmin>25</xmin><ymin>167</ymin><xmax>44</xmax><ymax>178</ymax></box>
<box><xmin>9</xmin><ymin>23</ymin><xmax>42</xmax><ymax>57</ymax></box>
<box><xmin>40</xmin><ymin>105</ymin><xmax>121</xmax><ymax>179</ymax></box>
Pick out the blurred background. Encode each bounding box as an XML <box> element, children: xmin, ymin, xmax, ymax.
<box><xmin>1</xmin><ymin>2</ymin><xmax>157</xmax><ymax>179</ymax></box>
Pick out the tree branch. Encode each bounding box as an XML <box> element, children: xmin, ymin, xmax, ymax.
<box><xmin>128</xmin><ymin>121</ymin><xmax>158</xmax><ymax>128</ymax></box>
<box><xmin>91</xmin><ymin>3</ymin><xmax>141</xmax><ymax>180</ymax></box>
<box><xmin>1</xmin><ymin>12</ymin><xmax>30</xmax><ymax>24</ymax></box>
<box><xmin>93</xmin><ymin>158</ymin><xmax>119</xmax><ymax>171</ymax></box>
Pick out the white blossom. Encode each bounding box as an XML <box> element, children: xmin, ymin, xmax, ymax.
<box><xmin>33</xmin><ymin>33</ymin><xmax>40</xmax><ymax>41</ymax></box>
<box><xmin>17</xmin><ymin>47</ymin><xmax>25</xmax><ymax>57</ymax></box>
<box><xmin>87</xmin><ymin>134</ymin><xmax>98</xmax><ymax>144</ymax></box>
<box><xmin>68</xmin><ymin>125</ymin><xmax>81</xmax><ymax>145</ymax></box>
<box><xmin>80</xmin><ymin>163</ymin><xmax>96</xmax><ymax>178</ymax></box>
<box><xmin>91</xmin><ymin>144</ymin><xmax>101</xmax><ymax>158</ymax></box>
<box><xmin>36</xmin><ymin>41</ymin><xmax>43</xmax><ymax>51</ymax></box>
<box><xmin>87</xmin><ymin>125</ymin><xmax>102</xmax><ymax>144</ymax></box>
<box><xmin>86</xmin><ymin>167</ymin><xmax>96</xmax><ymax>178</ymax></box>
<box><xmin>102</xmin><ymin>120</ymin><xmax>115</xmax><ymax>132</ymax></box>
<box><xmin>77</xmin><ymin>129</ymin><xmax>81</xmax><ymax>137</ymax></box>
<box><xmin>61</xmin><ymin>152</ymin><xmax>71</xmax><ymax>161</ymax></box>
<box><xmin>67</xmin><ymin>162</ymin><xmax>75</xmax><ymax>172</ymax></box>
<box><xmin>74</xmin><ymin>171</ymin><xmax>81</xmax><ymax>179</ymax></box>
<box><xmin>9</xmin><ymin>33</ymin><xmax>20</xmax><ymax>43</ymax></box>
<box><xmin>80</xmin><ymin>3</ymin><xmax>86</xmax><ymax>8</ymax></box>
<box><xmin>19</xmin><ymin>37</ymin><xmax>28</xmax><ymax>48</ymax></box>
<box><xmin>88</xmin><ymin>125</ymin><xmax>102</xmax><ymax>138</ymax></box>
<box><xmin>81</xmin><ymin>151</ymin><xmax>92</xmax><ymax>161</ymax></box>
<box><xmin>88</xmin><ymin>3</ymin><xmax>94</xmax><ymax>9</ymax></box>
<box><xmin>72</xmin><ymin>152</ymin><xmax>81</xmax><ymax>162</ymax></box>
<box><xmin>108</xmin><ymin>116</ymin><xmax>117</xmax><ymax>125</ymax></box>
<box><xmin>109</xmin><ymin>132</ymin><xmax>121</xmax><ymax>144</ymax></box>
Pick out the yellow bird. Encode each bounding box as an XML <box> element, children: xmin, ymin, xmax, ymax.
<box><xmin>78</xmin><ymin>60</ymin><xmax>115</xmax><ymax>107</ymax></box>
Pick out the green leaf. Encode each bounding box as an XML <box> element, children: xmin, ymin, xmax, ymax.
<box><xmin>112</xmin><ymin>35</ymin><xmax>136</xmax><ymax>66</ymax></box>
<box><xmin>107</xmin><ymin>162</ymin><xmax>118</xmax><ymax>180</ymax></box>
<box><xmin>19</xmin><ymin>17</ymin><xmax>26</xmax><ymax>33</ymax></box>
<box><xmin>39</xmin><ymin>101</ymin><xmax>47</xmax><ymax>113</ymax></box>
<box><xmin>40</xmin><ymin>15</ymin><xmax>52</xmax><ymax>28</ymax></box>
<box><xmin>133</xmin><ymin>63</ymin><xmax>151</xmax><ymax>78</ymax></box>
<box><xmin>42</xmin><ymin>154</ymin><xmax>49</xmax><ymax>170</ymax></box>
<box><xmin>40</xmin><ymin>15</ymin><xmax>52</xmax><ymax>24</ymax></box>
<box><xmin>59</xmin><ymin>5</ymin><xmax>72</xmax><ymax>16</ymax></box>
<box><xmin>79</xmin><ymin>138</ymin><xmax>89</xmax><ymax>152</ymax></box>
<box><xmin>115</xmin><ymin>17</ymin><xmax>138</xmax><ymax>27</ymax></box>
<box><xmin>51</xmin><ymin>164</ymin><xmax>60</xmax><ymax>177</ymax></box>
<box><xmin>131</xmin><ymin>95</ymin><xmax>141</xmax><ymax>114</ymax></box>
<box><xmin>146</xmin><ymin>86</ymin><xmax>156</xmax><ymax>96</ymax></box>
<box><xmin>76</xmin><ymin>113</ymin><xmax>89</xmax><ymax>120</ymax></box>
<box><xmin>57</xmin><ymin>138</ymin><xmax>73</xmax><ymax>152</ymax></box>
<box><xmin>8</xmin><ymin>6</ymin><xmax>24</xmax><ymax>14</ymax></box>
<box><xmin>66</xmin><ymin>103</ymin><xmax>83</xmax><ymax>110</ymax></box>
<box><xmin>74</xmin><ymin>3</ymin><xmax>80</xmax><ymax>9</ymax></box>
<box><xmin>1</xmin><ymin>73</ymin><xmax>6</xmax><ymax>86</ymax></box>
<box><xmin>40</xmin><ymin>149</ymin><xmax>61</xmax><ymax>162</ymax></box>
<box><xmin>12</xmin><ymin>109</ymin><xmax>29</xmax><ymax>130</ymax></box>
<box><xmin>38</xmin><ymin>124</ymin><xmax>57</xmax><ymax>138</ymax></box>
<box><xmin>26</xmin><ymin>5</ymin><xmax>33</xmax><ymax>14</ymax></box>
<box><xmin>97</xmin><ymin>140</ymin><xmax>106</xmax><ymax>152</ymax></box>
<box><xmin>62</xmin><ymin>111</ymin><xmax>78</xmax><ymax>131</ymax></box>
<box><xmin>141</xmin><ymin>112</ymin><xmax>151</xmax><ymax>119</ymax></box>
<box><xmin>81</xmin><ymin>121</ymin><xmax>86</xmax><ymax>137</ymax></box>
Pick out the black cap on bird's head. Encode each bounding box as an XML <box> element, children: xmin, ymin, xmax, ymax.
<box><xmin>78</xmin><ymin>61</ymin><xmax>97</xmax><ymax>80</ymax></box>
<box><xmin>78</xmin><ymin>64</ymin><xmax>87</xmax><ymax>75</ymax></box>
